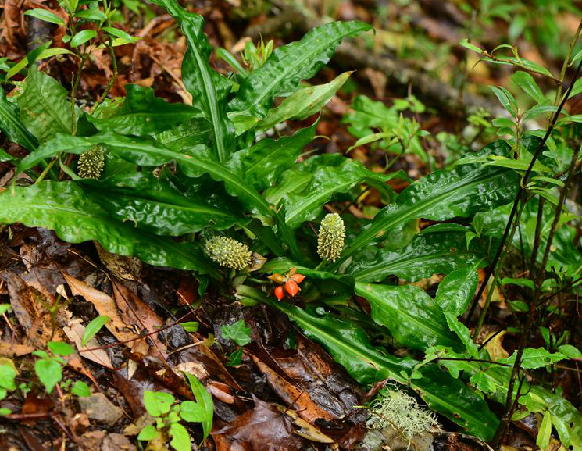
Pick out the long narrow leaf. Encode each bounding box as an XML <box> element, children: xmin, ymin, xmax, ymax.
<box><xmin>0</xmin><ymin>182</ymin><xmax>221</xmax><ymax>278</ymax></box>
<box><xmin>229</xmin><ymin>21</ymin><xmax>371</xmax><ymax>119</ymax></box>
<box><xmin>156</xmin><ymin>0</ymin><xmax>232</xmax><ymax>162</ymax></box>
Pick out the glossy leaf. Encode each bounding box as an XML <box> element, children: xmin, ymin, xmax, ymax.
<box><xmin>336</xmin><ymin>140</ymin><xmax>518</xmax><ymax>267</ymax></box>
<box><xmin>0</xmin><ymin>87</ymin><xmax>37</xmax><ymax>151</ymax></box>
<box><xmin>18</xmin><ymin>67</ymin><xmax>72</xmax><ymax>143</ymax></box>
<box><xmin>156</xmin><ymin>0</ymin><xmax>232</xmax><ymax>162</ymax></box>
<box><xmin>500</xmin><ymin>348</ymin><xmax>566</xmax><ymax>370</ymax></box>
<box><xmin>411</xmin><ymin>365</ymin><xmax>499</xmax><ymax>440</ymax></box>
<box><xmin>274</xmin><ymin>301</ymin><xmax>498</xmax><ymax>439</ymax></box>
<box><xmin>537</xmin><ymin>412</ymin><xmax>552</xmax><ymax>451</ymax></box>
<box><xmin>435</xmin><ymin>262</ymin><xmax>480</xmax><ymax>316</ymax></box>
<box><xmin>83</xmin><ymin>172</ymin><xmax>248</xmax><ymax>235</ymax></box>
<box><xmin>81</xmin><ymin>316</ymin><xmax>110</xmax><ymax>346</ymax></box>
<box><xmin>88</xmin><ymin>85</ymin><xmax>198</xmax><ymax>136</ymax></box>
<box><xmin>272</xmin><ymin>301</ymin><xmax>415</xmax><ymax>384</ymax></box>
<box><xmin>0</xmin><ymin>181</ymin><xmax>221</xmax><ymax>278</ymax></box>
<box><xmin>280</xmin><ymin>155</ymin><xmax>397</xmax><ymax>229</ymax></box>
<box><xmin>71</xmin><ymin>29</ymin><xmax>97</xmax><ymax>47</ymax></box>
<box><xmin>228</xmin><ymin>124</ymin><xmax>316</xmax><ymax>191</ymax></box>
<box><xmin>25</xmin><ymin>8</ymin><xmax>65</xmax><ymax>25</ymax></box>
<box><xmin>184</xmin><ymin>372</ymin><xmax>213</xmax><ymax>442</ymax></box>
<box><xmin>511</xmin><ymin>71</ymin><xmax>545</xmax><ymax>104</ymax></box>
<box><xmin>17</xmin><ymin>132</ymin><xmax>272</xmax><ymax>217</ymax></box>
<box><xmin>154</xmin><ymin>116</ymin><xmax>213</xmax><ymax>151</ymax></box>
<box><xmin>355</xmin><ymin>283</ymin><xmax>462</xmax><ymax>351</ymax></box>
<box><xmin>229</xmin><ymin>21</ymin><xmax>371</xmax><ymax>118</ymax></box>
<box><xmin>255</xmin><ymin>71</ymin><xmax>352</xmax><ymax>132</ymax></box>
<box><xmin>348</xmin><ymin>227</ymin><xmax>483</xmax><ymax>282</ymax></box>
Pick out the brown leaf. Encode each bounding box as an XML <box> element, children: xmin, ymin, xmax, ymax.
<box><xmin>112</xmin><ymin>282</ymin><xmax>167</xmax><ymax>358</ymax></box>
<box><xmin>212</xmin><ymin>399</ymin><xmax>308</xmax><ymax>451</ymax></box>
<box><xmin>63</xmin><ymin>273</ymin><xmax>140</xmax><ymax>345</ymax></box>
<box><xmin>249</xmin><ymin>351</ymin><xmax>337</xmax><ymax>424</ymax></box>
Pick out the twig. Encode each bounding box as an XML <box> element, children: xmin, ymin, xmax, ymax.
<box><xmin>467</xmin><ymin>56</ymin><xmax>582</xmax><ymax>322</ymax></box>
<box><xmin>491</xmin><ymin>143</ymin><xmax>582</xmax><ymax>448</ymax></box>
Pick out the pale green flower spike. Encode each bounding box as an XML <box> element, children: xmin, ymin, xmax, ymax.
<box><xmin>317</xmin><ymin>213</ymin><xmax>345</xmax><ymax>262</ymax></box>
<box><xmin>77</xmin><ymin>146</ymin><xmax>105</xmax><ymax>179</ymax></box>
<box><xmin>205</xmin><ymin>237</ymin><xmax>252</xmax><ymax>270</ymax></box>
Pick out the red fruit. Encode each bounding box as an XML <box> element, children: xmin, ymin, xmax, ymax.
<box><xmin>274</xmin><ymin>286</ymin><xmax>285</xmax><ymax>301</ymax></box>
<box><xmin>285</xmin><ymin>279</ymin><xmax>300</xmax><ymax>297</ymax></box>
<box><xmin>291</xmin><ymin>273</ymin><xmax>305</xmax><ymax>284</ymax></box>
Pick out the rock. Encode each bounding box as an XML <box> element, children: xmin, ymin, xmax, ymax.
<box><xmin>101</xmin><ymin>433</ymin><xmax>137</xmax><ymax>451</ymax></box>
<box><xmin>78</xmin><ymin>393</ymin><xmax>123</xmax><ymax>426</ymax></box>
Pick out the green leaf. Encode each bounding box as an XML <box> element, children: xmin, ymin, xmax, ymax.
<box><xmin>355</xmin><ymin>283</ymin><xmax>462</xmax><ymax>351</ymax></box>
<box><xmin>336</xmin><ymin>140</ymin><xmax>518</xmax><ymax>267</ymax></box>
<box><xmin>226</xmin><ymin>348</ymin><xmax>243</xmax><ymax>366</ymax></box>
<box><xmin>0</xmin><ymin>181</ymin><xmax>221</xmax><ymax>278</ymax></box>
<box><xmin>229</xmin><ymin>21</ymin><xmax>372</xmax><ymax>119</ymax></box>
<box><xmin>273</xmin><ymin>301</ymin><xmax>497</xmax><ymax>439</ymax></box>
<box><xmin>435</xmin><ymin>263</ymin><xmax>479</xmax><ymax>316</ymax></box>
<box><xmin>154</xmin><ymin>116</ymin><xmax>213</xmax><ymax>150</ymax></box>
<box><xmin>537</xmin><ymin>411</ymin><xmax>552</xmax><ymax>451</ymax></box>
<box><xmin>102</xmin><ymin>26</ymin><xmax>135</xmax><ymax>42</ymax></box>
<box><xmin>83</xmin><ymin>172</ymin><xmax>248</xmax><ymax>235</ymax></box>
<box><xmin>221</xmin><ymin>319</ymin><xmax>251</xmax><ymax>346</ymax></box>
<box><xmin>348</xmin><ymin>227</ymin><xmax>483</xmax><ymax>282</ymax></box>
<box><xmin>410</xmin><ymin>365</ymin><xmax>499</xmax><ymax>441</ymax></box>
<box><xmin>500</xmin><ymin>348</ymin><xmax>566</xmax><ymax>370</ymax></box>
<box><xmin>511</xmin><ymin>71</ymin><xmax>545</xmax><ymax>103</ymax></box>
<box><xmin>17</xmin><ymin>132</ymin><xmax>272</xmax><ymax>218</ymax></box>
<box><xmin>71</xmin><ymin>381</ymin><xmax>91</xmax><ymax>397</ymax></box>
<box><xmin>88</xmin><ymin>85</ymin><xmax>198</xmax><ymax>136</ymax></box>
<box><xmin>558</xmin><ymin>344</ymin><xmax>582</xmax><ymax>359</ymax></box>
<box><xmin>0</xmin><ymin>363</ymin><xmax>17</xmax><ymax>391</ymax></box>
<box><xmin>70</xmin><ymin>29</ymin><xmax>97</xmax><ymax>48</ymax></box>
<box><xmin>137</xmin><ymin>425</ymin><xmax>159</xmax><ymax>442</ymax></box>
<box><xmin>82</xmin><ymin>316</ymin><xmax>110</xmax><ymax>346</ymax></box>
<box><xmin>255</xmin><ymin>71</ymin><xmax>352</xmax><ymax>132</ymax></box>
<box><xmin>156</xmin><ymin>0</ymin><xmax>232</xmax><ymax>163</ymax></box>
<box><xmin>523</xmin><ymin>104</ymin><xmax>558</xmax><ymax>121</ymax></box>
<box><xmin>25</xmin><ymin>8</ymin><xmax>65</xmax><ymax>25</ymax></box>
<box><xmin>18</xmin><ymin>67</ymin><xmax>73</xmax><ymax>143</ymax></box>
<box><xmin>34</xmin><ymin>357</ymin><xmax>62</xmax><ymax>394</ymax></box>
<box><xmin>181</xmin><ymin>322</ymin><xmax>199</xmax><ymax>333</ymax></box>
<box><xmin>74</xmin><ymin>9</ymin><xmax>107</xmax><ymax>21</ymax></box>
<box><xmin>0</xmin><ymin>87</ymin><xmax>37</xmax><ymax>151</ymax></box>
<box><xmin>490</xmin><ymin>86</ymin><xmax>517</xmax><ymax>117</ymax></box>
<box><xmin>281</xmin><ymin>156</ymin><xmax>396</xmax><ymax>229</ymax></box>
<box><xmin>179</xmin><ymin>400</ymin><xmax>205</xmax><ymax>422</ymax></box>
<box><xmin>460</xmin><ymin>38</ymin><xmax>483</xmax><ymax>54</ymax></box>
<box><xmin>48</xmin><ymin>341</ymin><xmax>75</xmax><ymax>356</ymax></box>
<box><xmin>184</xmin><ymin>372</ymin><xmax>213</xmax><ymax>442</ymax></box>
<box><xmin>272</xmin><ymin>301</ymin><xmax>415</xmax><ymax>384</ymax></box>
<box><xmin>229</xmin><ymin>124</ymin><xmax>316</xmax><ymax>191</ymax></box>
<box><xmin>169</xmin><ymin>423</ymin><xmax>191</xmax><ymax>451</ymax></box>
<box><xmin>144</xmin><ymin>391</ymin><xmax>175</xmax><ymax>417</ymax></box>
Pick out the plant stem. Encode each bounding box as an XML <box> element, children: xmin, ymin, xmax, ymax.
<box><xmin>467</xmin><ymin>57</ymin><xmax>582</xmax><ymax>322</ymax></box>
<box><xmin>555</xmin><ymin>21</ymin><xmax>582</xmax><ymax>104</ymax></box>
<box><xmin>472</xmin><ymin>199</ymin><xmax>526</xmax><ymax>339</ymax></box>
<box><xmin>92</xmin><ymin>36</ymin><xmax>118</xmax><ymax>113</ymax></box>
<box><xmin>491</xmin><ymin>144</ymin><xmax>581</xmax><ymax>448</ymax></box>
<box><xmin>71</xmin><ymin>54</ymin><xmax>87</xmax><ymax>136</ymax></box>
